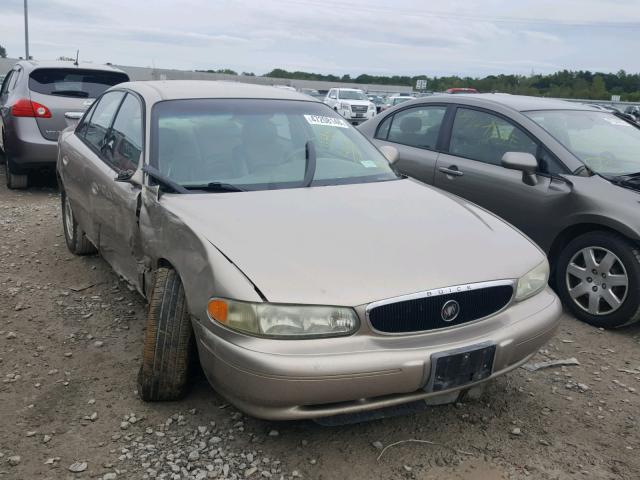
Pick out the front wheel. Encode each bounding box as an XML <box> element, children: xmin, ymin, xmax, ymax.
<box><xmin>138</xmin><ymin>267</ymin><xmax>194</xmax><ymax>401</ymax></box>
<box><xmin>555</xmin><ymin>231</ymin><xmax>640</xmax><ymax>328</ymax></box>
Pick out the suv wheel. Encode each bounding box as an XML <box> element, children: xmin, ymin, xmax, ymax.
<box><xmin>555</xmin><ymin>231</ymin><xmax>640</xmax><ymax>328</ymax></box>
<box><xmin>61</xmin><ymin>191</ymin><xmax>97</xmax><ymax>255</ymax></box>
<box><xmin>138</xmin><ymin>267</ymin><xmax>194</xmax><ymax>401</ymax></box>
<box><xmin>5</xmin><ymin>159</ymin><xmax>28</xmax><ymax>189</ymax></box>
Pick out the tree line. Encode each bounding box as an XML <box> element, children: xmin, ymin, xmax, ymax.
<box><xmin>197</xmin><ymin>66</ymin><xmax>640</xmax><ymax>101</ymax></box>
<box><xmin>264</xmin><ymin>68</ymin><xmax>640</xmax><ymax>101</ymax></box>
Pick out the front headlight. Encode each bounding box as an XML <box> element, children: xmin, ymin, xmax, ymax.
<box><xmin>515</xmin><ymin>260</ymin><xmax>549</xmax><ymax>301</ymax></box>
<box><xmin>340</xmin><ymin>102</ymin><xmax>351</xmax><ymax>110</ymax></box>
<box><xmin>207</xmin><ymin>298</ymin><xmax>359</xmax><ymax>338</ymax></box>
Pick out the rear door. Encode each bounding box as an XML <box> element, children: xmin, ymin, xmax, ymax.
<box><xmin>434</xmin><ymin>106</ymin><xmax>571</xmax><ymax>249</ymax></box>
<box><xmin>372</xmin><ymin>104</ymin><xmax>448</xmax><ymax>184</ymax></box>
<box><xmin>62</xmin><ymin>90</ymin><xmax>125</xmax><ymax>242</ymax></box>
<box><xmin>28</xmin><ymin>68</ymin><xmax>129</xmax><ymax>141</ymax></box>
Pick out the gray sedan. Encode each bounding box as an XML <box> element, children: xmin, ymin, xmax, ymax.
<box><xmin>360</xmin><ymin>94</ymin><xmax>640</xmax><ymax>329</ymax></box>
<box><xmin>57</xmin><ymin>81</ymin><xmax>560</xmax><ymax>420</ymax></box>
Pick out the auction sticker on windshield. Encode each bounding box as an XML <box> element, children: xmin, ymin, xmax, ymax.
<box><xmin>304</xmin><ymin>115</ymin><xmax>349</xmax><ymax>128</ymax></box>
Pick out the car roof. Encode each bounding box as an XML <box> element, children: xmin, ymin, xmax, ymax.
<box><xmin>419</xmin><ymin>93</ymin><xmax>598</xmax><ymax>112</ymax></box>
<box><xmin>15</xmin><ymin>59</ymin><xmax>127</xmax><ymax>74</ymax></box>
<box><xmin>119</xmin><ymin>80</ymin><xmax>318</xmax><ymax>102</ymax></box>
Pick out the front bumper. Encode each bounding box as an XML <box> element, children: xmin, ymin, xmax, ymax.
<box><xmin>338</xmin><ymin>109</ymin><xmax>375</xmax><ymax>124</ymax></box>
<box><xmin>193</xmin><ymin>287</ymin><xmax>561</xmax><ymax>420</ymax></box>
<box><xmin>4</xmin><ymin>117</ymin><xmax>58</xmax><ymax>168</ymax></box>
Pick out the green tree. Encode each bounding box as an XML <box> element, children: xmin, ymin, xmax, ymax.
<box><xmin>0</xmin><ymin>44</ymin><xmax>6</xmax><ymax>58</ymax></box>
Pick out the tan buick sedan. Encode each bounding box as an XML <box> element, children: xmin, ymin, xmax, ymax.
<box><xmin>56</xmin><ymin>81</ymin><xmax>561</xmax><ymax>421</ymax></box>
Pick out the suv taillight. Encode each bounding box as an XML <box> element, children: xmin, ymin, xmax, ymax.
<box><xmin>11</xmin><ymin>98</ymin><xmax>52</xmax><ymax>118</ymax></box>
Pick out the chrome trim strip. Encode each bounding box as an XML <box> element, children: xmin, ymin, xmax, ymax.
<box><xmin>365</xmin><ymin>279</ymin><xmax>516</xmax><ymax>336</ymax></box>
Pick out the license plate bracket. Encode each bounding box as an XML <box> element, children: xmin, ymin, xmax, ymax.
<box><xmin>424</xmin><ymin>344</ymin><xmax>496</xmax><ymax>392</ymax></box>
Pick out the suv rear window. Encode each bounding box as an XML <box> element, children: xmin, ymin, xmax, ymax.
<box><xmin>29</xmin><ymin>68</ymin><xmax>129</xmax><ymax>99</ymax></box>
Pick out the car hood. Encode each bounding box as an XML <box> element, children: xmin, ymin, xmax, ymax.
<box><xmin>163</xmin><ymin>179</ymin><xmax>544</xmax><ymax>306</ymax></box>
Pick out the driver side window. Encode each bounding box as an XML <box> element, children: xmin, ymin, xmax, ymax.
<box><xmin>449</xmin><ymin>108</ymin><xmax>537</xmax><ymax>166</ymax></box>
<box><xmin>83</xmin><ymin>91</ymin><xmax>125</xmax><ymax>152</ymax></box>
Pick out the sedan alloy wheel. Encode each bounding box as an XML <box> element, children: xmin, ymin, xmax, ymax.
<box><xmin>565</xmin><ymin>246</ymin><xmax>628</xmax><ymax>315</ymax></box>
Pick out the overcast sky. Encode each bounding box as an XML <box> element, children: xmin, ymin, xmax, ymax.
<box><xmin>2</xmin><ymin>0</ymin><xmax>639</xmax><ymax>77</ymax></box>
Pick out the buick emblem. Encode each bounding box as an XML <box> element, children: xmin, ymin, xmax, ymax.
<box><xmin>441</xmin><ymin>300</ymin><xmax>460</xmax><ymax>322</ymax></box>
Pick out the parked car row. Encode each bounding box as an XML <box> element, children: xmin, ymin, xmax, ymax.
<box><xmin>3</xmin><ymin>73</ymin><xmax>638</xmax><ymax>424</ymax></box>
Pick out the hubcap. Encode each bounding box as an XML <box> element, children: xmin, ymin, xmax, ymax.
<box><xmin>566</xmin><ymin>246</ymin><xmax>628</xmax><ymax>316</ymax></box>
<box><xmin>64</xmin><ymin>196</ymin><xmax>74</xmax><ymax>239</ymax></box>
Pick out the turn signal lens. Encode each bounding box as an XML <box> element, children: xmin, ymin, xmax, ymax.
<box><xmin>11</xmin><ymin>98</ymin><xmax>52</xmax><ymax>118</ymax></box>
<box><xmin>207</xmin><ymin>299</ymin><xmax>228</xmax><ymax>323</ymax></box>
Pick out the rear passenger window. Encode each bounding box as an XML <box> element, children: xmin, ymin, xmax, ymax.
<box><xmin>83</xmin><ymin>91</ymin><xmax>125</xmax><ymax>151</ymax></box>
<box><xmin>449</xmin><ymin>108</ymin><xmax>537</xmax><ymax>166</ymax></box>
<box><xmin>106</xmin><ymin>93</ymin><xmax>143</xmax><ymax>171</ymax></box>
<box><xmin>385</xmin><ymin>106</ymin><xmax>446</xmax><ymax>150</ymax></box>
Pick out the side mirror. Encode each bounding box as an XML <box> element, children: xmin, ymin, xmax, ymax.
<box><xmin>379</xmin><ymin>145</ymin><xmax>399</xmax><ymax>165</ymax></box>
<box><xmin>115</xmin><ymin>168</ymin><xmax>143</xmax><ymax>187</ymax></box>
<box><xmin>501</xmin><ymin>152</ymin><xmax>538</xmax><ymax>186</ymax></box>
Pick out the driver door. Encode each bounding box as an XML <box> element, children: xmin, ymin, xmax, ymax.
<box><xmin>434</xmin><ymin>106</ymin><xmax>571</xmax><ymax>250</ymax></box>
<box><xmin>94</xmin><ymin>92</ymin><xmax>145</xmax><ymax>290</ymax></box>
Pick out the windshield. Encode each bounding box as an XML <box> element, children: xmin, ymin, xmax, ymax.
<box><xmin>151</xmin><ymin>99</ymin><xmax>398</xmax><ymax>191</ymax></box>
<box><xmin>525</xmin><ymin>110</ymin><xmax>640</xmax><ymax>176</ymax></box>
<box><xmin>29</xmin><ymin>68</ymin><xmax>129</xmax><ymax>98</ymax></box>
<box><xmin>338</xmin><ymin>90</ymin><xmax>367</xmax><ymax>100</ymax></box>
<box><xmin>393</xmin><ymin>97</ymin><xmax>412</xmax><ymax>105</ymax></box>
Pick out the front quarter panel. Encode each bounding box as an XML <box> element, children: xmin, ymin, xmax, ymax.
<box><xmin>138</xmin><ymin>189</ymin><xmax>262</xmax><ymax>325</ymax></box>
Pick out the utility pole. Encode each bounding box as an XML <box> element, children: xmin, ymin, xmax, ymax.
<box><xmin>24</xmin><ymin>0</ymin><xmax>30</xmax><ymax>60</ymax></box>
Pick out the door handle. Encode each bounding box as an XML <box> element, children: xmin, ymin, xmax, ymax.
<box><xmin>439</xmin><ymin>166</ymin><xmax>464</xmax><ymax>177</ymax></box>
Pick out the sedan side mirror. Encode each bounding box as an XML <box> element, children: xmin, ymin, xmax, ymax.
<box><xmin>379</xmin><ymin>145</ymin><xmax>399</xmax><ymax>165</ymax></box>
<box><xmin>501</xmin><ymin>152</ymin><xmax>538</xmax><ymax>186</ymax></box>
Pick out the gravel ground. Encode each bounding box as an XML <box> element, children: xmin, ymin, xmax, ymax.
<box><xmin>1</xmin><ymin>167</ymin><xmax>639</xmax><ymax>480</ymax></box>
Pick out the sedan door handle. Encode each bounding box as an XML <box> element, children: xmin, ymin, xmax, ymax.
<box><xmin>439</xmin><ymin>166</ymin><xmax>464</xmax><ymax>177</ymax></box>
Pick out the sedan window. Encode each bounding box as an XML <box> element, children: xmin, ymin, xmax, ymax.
<box><xmin>386</xmin><ymin>106</ymin><xmax>446</xmax><ymax>150</ymax></box>
<box><xmin>449</xmin><ymin>108</ymin><xmax>537</xmax><ymax>166</ymax></box>
<box><xmin>151</xmin><ymin>99</ymin><xmax>399</xmax><ymax>191</ymax></box>
<box><xmin>105</xmin><ymin>93</ymin><xmax>143</xmax><ymax>172</ymax></box>
<box><xmin>525</xmin><ymin>110</ymin><xmax>640</xmax><ymax>177</ymax></box>
<box><xmin>83</xmin><ymin>91</ymin><xmax>125</xmax><ymax>152</ymax></box>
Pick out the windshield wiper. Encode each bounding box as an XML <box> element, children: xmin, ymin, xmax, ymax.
<box><xmin>142</xmin><ymin>165</ymin><xmax>189</xmax><ymax>193</ymax></box>
<box><xmin>302</xmin><ymin>140</ymin><xmax>317</xmax><ymax>188</ymax></box>
<box><xmin>187</xmin><ymin>182</ymin><xmax>246</xmax><ymax>192</ymax></box>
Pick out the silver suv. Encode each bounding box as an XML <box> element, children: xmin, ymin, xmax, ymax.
<box><xmin>0</xmin><ymin>60</ymin><xmax>128</xmax><ymax>188</ymax></box>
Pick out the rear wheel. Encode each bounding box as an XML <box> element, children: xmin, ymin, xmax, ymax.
<box><xmin>555</xmin><ymin>231</ymin><xmax>640</xmax><ymax>328</ymax></box>
<box><xmin>138</xmin><ymin>267</ymin><xmax>194</xmax><ymax>401</ymax></box>
<box><xmin>61</xmin><ymin>191</ymin><xmax>96</xmax><ymax>255</ymax></box>
<box><xmin>5</xmin><ymin>159</ymin><xmax>28</xmax><ymax>189</ymax></box>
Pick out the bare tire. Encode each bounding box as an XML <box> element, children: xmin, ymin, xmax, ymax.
<box><xmin>555</xmin><ymin>231</ymin><xmax>640</xmax><ymax>328</ymax></box>
<box><xmin>5</xmin><ymin>159</ymin><xmax>28</xmax><ymax>189</ymax></box>
<box><xmin>138</xmin><ymin>267</ymin><xmax>194</xmax><ymax>401</ymax></box>
<box><xmin>61</xmin><ymin>191</ymin><xmax>96</xmax><ymax>255</ymax></box>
